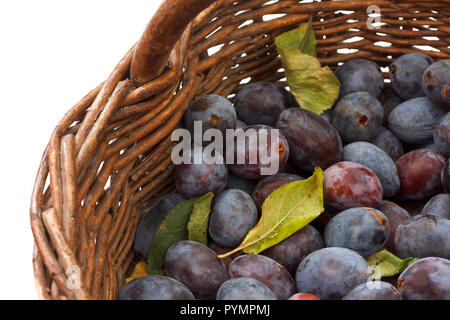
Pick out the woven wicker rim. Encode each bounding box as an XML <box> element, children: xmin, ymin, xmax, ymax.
<box><xmin>30</xmin><ymin>0</ymin><xmax>450</xmax><ymax>300</ymax></box>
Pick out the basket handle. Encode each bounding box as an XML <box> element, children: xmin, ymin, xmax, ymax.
<box><xmin>130</xmin><ymin>0</ymin><xmax>216</xmax><ymax>85</ymax></box>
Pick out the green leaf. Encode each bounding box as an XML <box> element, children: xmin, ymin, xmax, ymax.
<box><xmin>147</xmin><ymin>198</ymin><xmax>196</xmax><ymax>275</ymax></box>
<box><xmin>188</xmin><ymin>193</ymin><xmax>214</xmax><ymax>245</ymax></box>
<box><xmin>367</xmin><ymin>249</ymin><xmax>419</xmax><ymax>278</ymax></box>
<box><xmin>275</xmin><ymin>21</ymin><xmax>340</xmax><ymax>115</ymax></box>
<box><xmin>219</xmin><ymin>167</ymin><xmax>324</xmax><ymax>258</ymax></box>
<box><xmin>276</xmin><ymin>20</ymin><xmax>317</xmax><ymax>57</ymax></box>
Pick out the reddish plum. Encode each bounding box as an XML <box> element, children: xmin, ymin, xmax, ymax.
<box><xmin>288</xmin><ymin>293</ymin><xmax>320</xmax><ymax>300</ymax></box>
<box><xmin>324</xmin><ymin>162</ymin><xmax>383</xmax><ymax>210</ymax></box>
<box><xmin>395</xmin><ymin>149</ymin><xmax>446</xmax><ymax>200</ymax></box>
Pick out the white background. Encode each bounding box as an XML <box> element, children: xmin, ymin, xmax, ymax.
<box><xmin>0</xmin><ymin>0</ymin><xmax>164</xmax><ymax>299</ymax></box>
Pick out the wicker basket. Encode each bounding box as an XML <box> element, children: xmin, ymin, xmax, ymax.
<box><xmin>30</xmin><ymin>0</ymin><xmax>450</xmax><ymax>300</ymax></box>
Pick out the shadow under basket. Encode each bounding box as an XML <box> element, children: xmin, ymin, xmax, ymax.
<box><xmin>30</xmin><ymin>0</ymin><xmax>450</xmax><ymax>300</ymax></box>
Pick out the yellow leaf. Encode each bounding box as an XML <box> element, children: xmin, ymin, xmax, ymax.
<box><xmin>275</xmin><ymin>22</ymin><xmax>340</xmax><ymax>115</ymax></box>
<box><xmin>126</xmin><ymin>261</ymin><xmax>149</xmax><ymax>284</ymax></box>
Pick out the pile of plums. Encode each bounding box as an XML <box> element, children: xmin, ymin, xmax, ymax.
<box><xmin>122</xmin><ymin>54</ymin><xmax>450</xmax><ymax>300</ymax></box>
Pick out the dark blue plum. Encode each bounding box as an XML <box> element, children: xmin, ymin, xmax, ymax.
<box><xmin>216</xmin><ymin>278</ymin><xmax>277</xmax><ymax>300</ymax></box>
<box><xmin>422</xmin><ymin>59</ymin><xmax>450</xmax><ymax>111</ymax></box>
<box><xmin>343</xmin><ymin>281</ymin><xmax>401</xmax><ymax>300</ymax></box>
<box><xmin>133</xmin><ymin>193</ymin><xmax>186</xmax><ymax>259</ymax></box>
<box><xmin>334</xmin><ymin>59</ymin><xmax>384</xmax><ymax>98</ymax></box>
<box><xmin>165</xmin><ymin>241</ymin><xmax>229</xmax><ymax>299</ymax></box>
<box><xmin>226</xmin><ymin>173</ymin><xmax>256</xmax><ymax>195</ymax></box>
<box><xmin>295</xmin><ymin>247</ymin><xmax>369</xmax><ymax>300</ymax></box>
<box><xmin>208</xmin><ymin>189</ymin><xmax>258</xmax><ymax>247</ymax></box>
<box><xmin>119</xmin><ymin>275</ymin><xmax>195</xmax><ymax>300</ymax></box>
<box><xmin>234</xmin><ymin>82</ymin><xmax>299</xmax><ymax>126</ymax></box>
<box><xmin>395</xmin><ymin>215</ymin><xmax>450</xmax><ymax>259</ymax></box>
<box><xmin>389</xmin><ymin>53</ymin><xmax>434</xmax><ymax>100</ymax></box>
<box><xmin>378</xmin><ymin>89</ymin><xmax>403</xmax><ymax>125</ymax></box>
<box><xmin>371</xmin><ymin>127</ymin><xmax>404</xmax><ymax>161</ymax></box>
<box><xmin>184</xmin><ymin>94</ymin><xmax>236</xmax><ymax>137</ymax></box>
<box><xmin>228</xmin><ymin>125</ymin><xmax>289</xmax><ymax>179</ymax></box>
<box><xmin>388</xmin><ymin>97</ymin><xmax>445</xmax><ymax>144</ymax></box>
<box><xmin>421</xmin><ymin>194</ymin><xmax>450</xmax><ymax>219</ymax></box>
<box><xmin>261</xmin><ymin>225</ymin><xmax>324</xmax><ymax>276</ymax></box>
<box><xmin>398</xmin><ymin>257</ymin><xmax>450</xmax><ymax>300</ymax></box>
<box><xmin>252</xmin><ymin>173</ymin><xmax>304</xmax><ymax>210</ymax></box>
<box><xmin>174</xmin><ymin>148</ymin><xmax>228</xmax><ymax>198</ymax></box>
<box><xmin>343</xmin><ymin>142</ymin><xmax>400</xmax><ymax>197</ymax></box>
<box><xmin>276</xmin><ymin>108</ymin><xmax>342</xmax><ymax>172</ymax></box>
<box><xmin>324</xmin><ymin>207</ymin><xmax>389</xmax><ymax>258</ymax></box>
<box><xmin>228</xmin><ymin>254</ymin><xmax>295</xmax><ymax>300</ymax></box>
<box><xmin>376</xmin><ymin>200</ymin><xmax>411</xmax><ymax>254</ymax></box>
<box><xmin>433</xmin><ymin>113</ymin><xmax>450</xmax><ymax>157</ymax></box>
<box><xmin>331</xmin><ymin>91</ymin><xmax>384</xmax><ymax>143</ymax></box>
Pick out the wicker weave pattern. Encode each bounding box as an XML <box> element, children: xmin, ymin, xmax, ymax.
<box><xmin>30</xmin><ymin>0</ymin><xmax>450</xmax><ymax>300</ymax></box>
